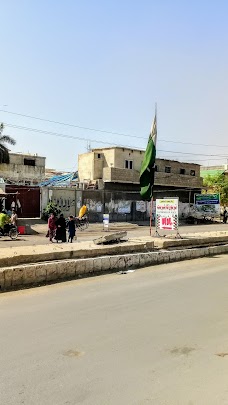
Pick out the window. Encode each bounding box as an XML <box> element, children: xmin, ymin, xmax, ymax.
<box><xmin>125</xmin><ymin>160</ymin><xmax>133</xmax><ymax>169</ymax></box>
<box><xmin>165</xmin><ymin>166</ymin><xmax>171</xmax><ymax>173</ymax></box>
<box><xmin>180</xmin><ymin>168</ymin><xmax>186</xmax><ymax>175</ymax></box>
<box><xmin>97</xmin><ymin>153</ymin><xmax>101</xmax><ymax>159</ymax></box>
<box><xmin>190</xmin><ymin>170</ymin><xmax>195</xmax><ymax>176</ymax></box>
<box><xmin>155</xmin><ymin>165</ymin><xmax>158</xmax><ymax>172</ymax></box>
<box><xmin>24</xmin><ymin>158</ymin><xmax>35</xmax><ymax>166</ymax></box>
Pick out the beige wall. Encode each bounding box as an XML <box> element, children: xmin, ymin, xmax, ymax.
<box><xmin>103</xmin><ymin>167</ymin><xmax>140</xmax><ymax>183</ymax></box>
<box><xmin>155</xmin><ymin>158</ymin><xmax>201</xmax><ymax>177</ymax></box>
<box><xmin>103</xmin><ymin>149</ymin><xmax>115</xmax><ymax>168</ymax></box>
<box><xmin>93</xmin><ymin>149</ymin><xmax>115</xmax><ymax>177</ymax></box>
<box><xmin>78</xmin><ymin>152</ymin><xmax>95</xmax><ymax>181</ymax></box>
<box><xmin>9</xmin><ymin>153</ymin><xmax>45</xmax><ymax>167</ymax></box>
<box><xmin>0</xmin><ymin>153</ymin><xmax>45</xmax><ymax>184</ymax></box>
<box><xmin>78</xmin><ymin>149</ymin><xmax>116</xmax><ymax>181</ymax></box>
<box><xmin>93</xmin><ymin>154</ymin><xmax>104</xmax><ymax>179</ymax></box>
<box><xmin>114</xmin><ymin>148</ymin><xmax>143</xmax><ymax>171</ymax></box>
<box><xmin>41</xmin><ymin>187</ymin><xmax>77</xmax><ymax>217</ymax></box>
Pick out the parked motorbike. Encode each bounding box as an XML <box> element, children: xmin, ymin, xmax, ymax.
<box><xmin>0</xmin><ymin>224</ymin><xmax>18</xmax><ymax>240</ymax></box>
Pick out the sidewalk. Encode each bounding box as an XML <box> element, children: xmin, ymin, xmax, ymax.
<box><xmin>0</xmin><ymin>237</ymin><xmax>154</xmax><ymax>267</ymax></box>
<box><xmin>1</xmin><ymin>230</ymin><xmax>228</xmax><ymax>268</ymax></box>
<box><xmin>1</xmin><ymin>231</ymin><xmax>228</xmax><ymax>292</ymax></box>
<box><xmin>30</xmin><ymin>222</ymin><xmax>140</xmax><ymax>235</ymax></box>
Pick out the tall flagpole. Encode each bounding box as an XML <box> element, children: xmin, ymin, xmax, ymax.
<box><xmin>150</xmin><ymin>102</ymin><xmax>157</xmax><ymax>236</ymax></box>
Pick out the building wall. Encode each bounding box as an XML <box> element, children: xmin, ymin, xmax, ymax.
<box><xmin>93</xmin><ymin>153</ymin><xmax>104</xmax><ymax>179</ymax></box>
<box><xmin>114</xmin><ymin>148</ymin><xmax>143</xmax><ymax>171</ymax></box>
<box><xmin>155</xmin><ymin>159</ymin><xmax>202</xmax><ymax>188</ymax></box>
<box><xmin>41</xmin><ymin>187</ymin><xmax>77</xmax><ymax>218</ymax></box>
<box><xmin>93</xmin><ymin>149</ymin><xmax>115</xmax><ymax>179</ymax></box>
<box><xmin>0</xmin><ymin>153</ymin><xmax>46</xmax><ymax>185</ymax></box>
<box><xmin>103</xmin><ymin>167</ymin><xmax>140</xmax><ymax>183</ymax></box>
<box><xmin>40</xmin><ymin>185</ymin><xmax>201</xmax><ymax>223</ymax></box>
<box><xmin>78</xmin><ymin>149</ymin><xmax>116</xmax><ymax>181</ymax></box>
<box><xmin>78</xmin><ymin>152</ymin><xmax>95</xmax><ymax>181</ymax></box>
<box><xmin>156</xmin><ymin>158</ymin><xmax>200</xmax><ymax>177</ymax></box>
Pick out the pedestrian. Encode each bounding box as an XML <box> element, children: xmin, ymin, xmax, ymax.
<box><xmin>68</xmin><ymin>215</ymin><xmax>76</xmax><ymax>243</ymax></box>
<box><xmin>11</xmin><ymin>208</ymin><xmax>18</xmax><ymax>227</ymax></box>
<box><xmin>55</xmin><ymin>213</ymin><xmax>67</xmax><ymax>243</ymax></box>
<box><xmin>223</xmin><ymin>207</ymin><xmax>227</xmax><ymax>224</ymax></box>
<box><xmin>48</xmin><ymin>213</ymin><xmax>56</xmax><ymax>242</ymax></box>
<box><xmin>0</xmin><ymin>209</ymin><xmax>10</xmax><ymax>233</ymax></box>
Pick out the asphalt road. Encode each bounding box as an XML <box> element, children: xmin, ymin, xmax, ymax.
<box><xmin>0</xmin><ymin>222</ymin><xmax>227</xmax><ymax>247</ymax></box>
<box><xmin>1</xmin><ymin>255</ymin><xmax>228</xmax><ymax>404</ymax></box>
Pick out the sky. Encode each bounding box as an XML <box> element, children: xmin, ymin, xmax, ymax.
<box><xmin>1</xmin><ymin>0</ymin><xmax>228</xmax><ymax>172</ymax></box>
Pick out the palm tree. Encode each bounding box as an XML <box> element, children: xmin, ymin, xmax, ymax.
<box><xmin>0</xmin><ymin>123</ymin><xmax>16</xmax><ymax>164</ymax></box>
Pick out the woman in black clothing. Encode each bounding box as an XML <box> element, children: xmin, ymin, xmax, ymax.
<box><xmin>55</xmin><ymin>214</ymin><xmax>67</xmax><ymax>242</ymax></box>
<box><xmin>68</xmin><ymin>215</ymin><xmax>76</xmax><ymax>243</ymax></box>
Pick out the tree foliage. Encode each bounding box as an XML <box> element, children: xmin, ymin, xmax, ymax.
<box><xmin>203</xmin><ymin>172</ymin><xmax>228</xmax><ymax>206</ymax></box>
<box><xmin>0</xmin><ymin>123</ymin><xmax>16</xmax><ymax>164</ymax></box>
<box><xmin>42</xmin><ymin>202</ymin><xmax>62</xmax><ymax>221</ymax></box>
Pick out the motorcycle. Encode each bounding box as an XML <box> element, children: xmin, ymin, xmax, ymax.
<box><xmin>0</xmin><ymin>224</ymin><xmax>19</xmax><ymax>240</ymax></box>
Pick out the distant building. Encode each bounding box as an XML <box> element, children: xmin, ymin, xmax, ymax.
<box><xmin>0</xmin><ymin>152</ymin><xmax>46</xmax><ymax>185</ymax></box>
<box><xmin>200</xmin><ymin>164</ymin><xmax>227</xmax><ymax>178</ymax></box>
<box><xmin>45</xmin><ymin>168</ymin><xmax>69</xmax><ymax>180</ymax></box>
<box><xmin>78</xmin><ymin>147</ymin><xmax>203</xmax><ymax>201</ymax></box>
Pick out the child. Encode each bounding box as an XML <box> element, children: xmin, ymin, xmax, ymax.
<box><xmin>48</xmin><ymin>213</ymin><xmax>56</xmax><ymax>242</ymax></box>
<box><xmin>68</xmin><ymin>215</ymin><xmax>76</xmax><ymax>243</ymax></box>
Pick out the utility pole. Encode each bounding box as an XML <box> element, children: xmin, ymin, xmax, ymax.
<box><xmin>86</xmin><ymin>140</ymin><xmax>91</xmax><ymax>152</ymax></box>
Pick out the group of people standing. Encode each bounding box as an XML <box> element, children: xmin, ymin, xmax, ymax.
<box><xmin>47</xmin><ymin>213</ymin><xmax>76</xmax><ymax>243</ymax></box>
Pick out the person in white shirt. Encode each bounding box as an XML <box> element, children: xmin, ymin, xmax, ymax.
<box><xmin>11</xmin><ymin>209</ymin><xmax>18</xmax><ymax>227</ymax></box>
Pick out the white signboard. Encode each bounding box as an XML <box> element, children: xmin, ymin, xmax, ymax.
<box><xmin>156</xmin><ymin>198</ymin><xmax>179</xmax><ymax>231</ymax></box>
<box><xmin>103</xmin><ymin>213</ymin><xmax>109</xmax><ymax>229</ymax></box>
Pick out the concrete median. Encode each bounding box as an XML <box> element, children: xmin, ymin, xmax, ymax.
<box><xmin>1</xmin><ymin>243</ymin><xmax>228</xmax><ymax>291</ymax></box>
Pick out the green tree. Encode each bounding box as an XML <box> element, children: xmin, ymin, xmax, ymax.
<box><xmin>203</xmin><ymin>172</ymin><xmax>228</xmax><ymax>206</ymax></box>
<box><xmin>42</xmin><ymin>202</ymin><xmax>62</xmax><ymax>221</ymax></box>
<box><xmin>0</xmin><ymin>123</ymin><xmax>16</xmax><ymax>164</ymax></box>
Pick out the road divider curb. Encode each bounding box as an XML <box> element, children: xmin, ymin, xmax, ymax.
<box><xmin>1</xmin><ymin>244</ymin><xmax>228</xmax><ymax>291</ymax></box>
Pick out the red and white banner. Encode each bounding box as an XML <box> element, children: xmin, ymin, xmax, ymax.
<box><xmin>156</xmin><ymin>198</ymin><xmax>178</xmax><ymax>231</ymax></box>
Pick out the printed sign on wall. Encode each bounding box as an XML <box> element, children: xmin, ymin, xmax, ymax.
<box><xmin>194</xmin><ymin>193</ymin><xmax>220</xmax><ymax>216</ymax></box>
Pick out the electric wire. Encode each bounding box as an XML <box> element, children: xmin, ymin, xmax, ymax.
<box><xmin>1</xmin><ymin>109</ymin><xmax>228</xmax><ymax>149</ymax></box>
<box><xmin>3</xmin><ymin>123</ymin><xmax>228</xmax><ymax>158</ymax></box>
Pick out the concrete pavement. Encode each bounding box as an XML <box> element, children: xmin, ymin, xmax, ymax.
<box><xmin>1</xmin><ymin>256</ymin><xmax>228</xmax><ymax>404</ymax></box>
<box><xmin>1</xmin><ymin>221</ymin><xmax>228</xmax><ymax>248</ymax></box>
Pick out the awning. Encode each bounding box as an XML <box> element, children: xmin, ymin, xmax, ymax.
<box><xmin>0</xmin><ymin>188</ymin><xmax>7</xmax><ymax>197</ymax></box>
<box><xmin>0</xmin><ymin>189</ymin><xmax>19</xmax><ymax>197</ymax></box>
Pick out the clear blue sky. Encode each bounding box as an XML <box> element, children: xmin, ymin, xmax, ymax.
<box><xmin>1</xmin><ymin>0</ymin><xmax>228</xmax><ymax>171</ymax></box>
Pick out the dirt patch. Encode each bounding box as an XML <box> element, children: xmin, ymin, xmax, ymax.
<box><xmin>169</xmin><ymin>346</ymin><xmax>196</xmax><ymax>356</ymax></box>
<box><xmin>216</xmin><ymin>352</ymin><xmax>228</xmax><ymax>358</ymax></box>
<box><xmin>63</xmin><ymin>349</ymin><xmax>84</xmax><ymax>358</ymax></box>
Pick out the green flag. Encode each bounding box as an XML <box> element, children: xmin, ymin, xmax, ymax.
<box><xmin>140</xmin><ymin>115</ymin><xmax>157</xmax><ymax>201</ymax></box>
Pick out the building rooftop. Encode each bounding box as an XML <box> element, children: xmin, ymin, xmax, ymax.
<box><xmin>90</xmin><ymin>147</ymin><xmax>200</xmax><ymax>166</ymax></box>
<box><xmin>91</xmin><ymin>146</ymin><xmax>144</xmax><ymax>152</ymax></box>
<box><xmin>10</xmin><ymin>152</ymin><xmax>46</xmax><ymax>159</ymax></box>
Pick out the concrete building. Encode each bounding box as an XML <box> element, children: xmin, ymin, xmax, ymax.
<box><xmin>0</xmin><ymin>152</ymin><xmax>46</xmax><ymax>185</ymax></box>
<box><xmin>78</xmin><ymin>147</ymin><xmax>203</xmax><ymax>192</ymax></box>
<box><xmin>76</xmin><ymin>147</ymin><xmax>203</xmax><ymax>222</ymax></box>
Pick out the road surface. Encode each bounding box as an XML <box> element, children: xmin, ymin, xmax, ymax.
<box><xmin>1</xmin><ymin>255</ymin><xmax>228</xmax><ymax>404</ymax></box>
